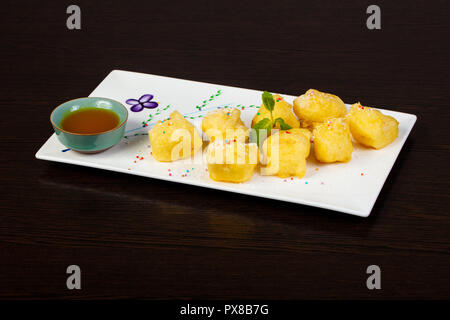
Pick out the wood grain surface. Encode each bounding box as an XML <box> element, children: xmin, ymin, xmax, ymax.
<box><xmin>0</xmin><ymin>0</ymin><xmax>449</xmax><ymax>299</ymax></box>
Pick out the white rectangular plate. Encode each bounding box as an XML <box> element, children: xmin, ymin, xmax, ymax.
<box><xmin>36</xmin><ymin>70</ymin><xmax>416</xmax><ymax>217</ymax></box>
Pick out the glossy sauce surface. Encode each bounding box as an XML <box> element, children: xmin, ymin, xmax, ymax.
<box><xmin>61</xmin><ymin>108</ymin><xmax>120</xmax><ymax>134</ymax></box>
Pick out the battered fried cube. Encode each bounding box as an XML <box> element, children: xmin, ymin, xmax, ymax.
<box><xmin>313</xmin><ymin>118</ymin><xmax>353</xmax><ymax>163</ymax></box>
<box><xmin>252</xmin><ymin>94</ymin><xmax>300</xmax><ymax>130</ymax></box>
<box><xmin>149</xmin><ymin>110</ymin><xmax>203</xmax><ymax>162</ymax></box>
<box><xmin>201</xmin><ymin>108</ymin><xmax>248</xmax><ymax>142</ymax></box>
<box><xmin>293</xmin><ymin>89</ymin><xmax>347</xmax><ymax>123</ymax></box>
<box><xmin>347</xmin><ymin>103</ymin><xmax>399</xmax><ymax>149</ymax></box>
<box><xmin>262</xmin><ymin>128</ymin><xmax>311</xmax><ymax>178</ymax></box>
<box><xmin>206</xmin><ymin>140</ymin><xmax>259</xmax><ymax>183</ymax></box>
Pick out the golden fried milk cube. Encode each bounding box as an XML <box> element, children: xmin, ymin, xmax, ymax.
<box><xmin>201</xmin><ymin>108</ymin><xmax>248</xmax><ymax>142</ymax></box>
<box><xmin>347</xmin><ymin>103</ymin><xmax>399</xmax><ymax>149</ymax></box>
<box><xmin>313</xmin><ymin>118</ymin><xmax>353</xmax><ymax>163</ymax></box>
<box><xmin>149</xmin><ymin>110</ymin><xmax>203</xmax><ymax>162</ymax></box>
<box><xmin>252</xmin><ymin>94</ymin><xmax>300</xmax><ymax>129</ymax></box>
<box><xmin>206</xmin><ymin>140</ymin><xmax>259</xmax><ymax>183</ymax></box>
<box><xmin>262</xmin><ymin>128</ymin><xmax>311</xmax><ymax>178</ymax></box>
<box><xmin>293</xmin><ymin>89</ymin><xmax>347</xmax><ymax>123</ymax></box>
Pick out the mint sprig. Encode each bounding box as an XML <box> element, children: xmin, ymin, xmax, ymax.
<box><xmin>274</xmin><ymin>117</ymin><xmax>292</xmax><ymax>130</ymax></box>
<box><xmin>250</xmin><ymin>91</ymin><xmax>292</xmax><ymax>146</ymax></box>
<box><xmin>262</xmin><ymin>91</ymin><xmax>275</xmax><ymax>114</ymax></box>
<box><xmin>250</xmin><ymin>117</ymin><xmax>272</xmax><ymax>146</ymax></box>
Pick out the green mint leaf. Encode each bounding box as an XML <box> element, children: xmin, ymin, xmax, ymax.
<box><xmin>262</xmin><ymin>91</ymin><xmax>275</xmax><ymax>112</ymax></box>
<box><xmin>250</xmin><ymin>118</ymin><xmax>272</xmax><ymax>146</ymax></box>
<box><xmin>274</xmin><ymin>117</ymin><xmax>292</xmax><ymax>130</ymax></box>
<box><xmin>253</xmin><ymin>118</ymin><xmax>272</xmax><ymax>130</ymax></box>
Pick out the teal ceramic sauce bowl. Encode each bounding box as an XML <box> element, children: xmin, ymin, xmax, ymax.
<box><xmin>50</xmin><ymin>97</ymin><xmax>128</xmax><ymax>153</ymax></box>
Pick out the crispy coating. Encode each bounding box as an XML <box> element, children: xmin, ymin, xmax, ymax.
<box><xmin>149</xmin><ymin>111</ymin><xmax>203</xmax><ymax>162</ymax></box>
<box><xmin>313</xmin><ymin>118</ymin><xmax>353</xmax><ymax>163</ymax></box>
<box><xmin>293</xmin><ymin>89</ymin><xmax>347</xmax><ymax>123</ymax></box>
<box><xmin>347</xmin><ymin>103</ymin><xmax>399</xmax><ymax>149</ymax></box>
<box><xmin>206</xmin><ymin>140</ymin><xmax>259</xmax><ymax>183</ymax></box>
<box><xmin>201</xmin><ymin>108</ymin><xmax>248</xmax><ymax>142</ymax></box>
<box><xmin>262</xmin><ymin>128</ymin><xmax>311</xmax><ymax>178</ymax></box>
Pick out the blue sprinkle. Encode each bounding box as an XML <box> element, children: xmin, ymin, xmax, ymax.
<box><xmin>62</xmin><ymin>148</ymin><xmax>70</xmax><ymax>152</ymax></box>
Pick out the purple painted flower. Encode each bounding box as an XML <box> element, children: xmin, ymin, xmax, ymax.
<box><xmin>126</xmin><ymin>94</ymin><xmax>158</xmax><ymax>112</ymax></box>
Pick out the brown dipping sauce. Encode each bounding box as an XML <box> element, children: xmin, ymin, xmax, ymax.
<box><xmin>61</xmin><ymin>108</ymin><xmax>120</xmax><ymax>134</ymax></box>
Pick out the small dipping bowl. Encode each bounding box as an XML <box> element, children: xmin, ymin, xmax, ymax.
<box><xmin>50</xmin><ymin>97</ymin><xmax>128</xmax><ymax>153</ymax></box>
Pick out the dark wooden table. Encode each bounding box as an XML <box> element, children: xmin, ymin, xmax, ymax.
<box><xmin>1</xmin><ymin>0</ymin><xmax>449</xmax><ymax>299</ymax></box>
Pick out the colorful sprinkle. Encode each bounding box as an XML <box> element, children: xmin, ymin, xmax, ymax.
<box><xmin>62</xmin><ymin>148</ymin><xmax>70</xmax><ymax>152</ymax></box>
